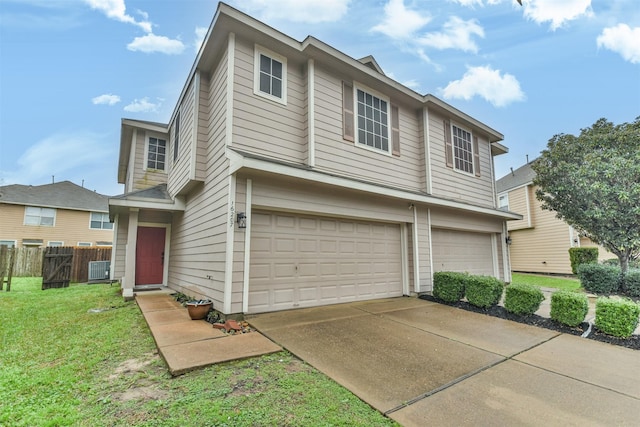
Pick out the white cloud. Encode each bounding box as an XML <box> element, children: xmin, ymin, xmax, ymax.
<box><xmin>440</xmin><ymin>65</ymin><xmax>525</xmax><ymax>107</ymax></box>
<box><xmin>239</xmin><ymin>0</ymin><xmax>350</xmax><ymax>23</ymax></box>
<box><xmin>523</xmin><ymin>0</ymin><xmax>592</xmax><ymax>30</ymax></box>
<box><xmin>83</xmin><ymin>0</ymin><xmax>152</xmax><ymax>33</ymax></box>
<box><xmin>450</xmin><ymin>0</ymin><xmax>506</xmax><ymax>6</ymax></box>
<box><xmin>194</xmin><ymin>26</ymin><xmax>208</xmax><ymax>53</ymax></box>
<box><xmin>418</xmin><ymin>16</ymin><xmax>484</xmax><ymax>53</ymax></box>
<box><xmin>372</xmin><ymin>0</ymin><xmax>432</xmax><ymax>40</ymax></box>
<box><xmin>127</xmin><ymin>33</ymin><xmax>185</xmax><ymax>54</ymax></box>
<box><xmin>597</xmin><ymin>24</ymin><xmax>640</xmax><ymax>64</ymax></box>
<box><xmin>0</xmin><ymin>131</ymin><xmax>116</xmax><ymax>193</ymax></box>
<box><xmin>124</xmin><ymin>97</ymin><xmax>162</xmax><ymax>113</ymax></box>
<box><xmin>91</xmin><ymin>93</ymin><xmax>121</xmax><ymax>105</ymax></box>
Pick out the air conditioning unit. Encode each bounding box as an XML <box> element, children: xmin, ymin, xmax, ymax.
<box><xmin>88</xmin><ymin>261</ymin><xmax>111</xmax><ymax>282</ymax></box>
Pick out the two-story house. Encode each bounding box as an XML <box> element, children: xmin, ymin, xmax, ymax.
<box><xmin>0</xmin><ymin>181</ymin><xmax>113</xmax><ymax>248</ymax></box>
<box><xmin>496</xmin><ymin>161</ymin><xmax>614</xmax><ymax>274</ymax></box>
<box><xmin>108</xmin><ymin>3</ymin><xmax>520</xmax><ymax>314</ymax></box>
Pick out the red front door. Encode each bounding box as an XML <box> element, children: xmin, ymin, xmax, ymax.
<box><xmin>135</xmin><ymin>226</ymin><xmax>166</xmax><ymax>285</ymax></box>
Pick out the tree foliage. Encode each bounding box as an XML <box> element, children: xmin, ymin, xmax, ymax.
<box><xmin>532</xmin><ymin>117</ymin><xmax>640</xmax><ymax>282</ymax></box>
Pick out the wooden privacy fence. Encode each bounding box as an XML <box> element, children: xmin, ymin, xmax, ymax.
<box><xmin>0</xmin><ymin>246</ymin><xmax>44</xmax><ymax>277</ymax></box>
<box><xmin>0</xmin><ymin>246</ymin><xmax>111</xmax><ymax>290</ymax></box>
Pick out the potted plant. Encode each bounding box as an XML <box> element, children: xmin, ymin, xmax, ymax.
<box><xmin>185</xmin><ymin>299</ymin><xmax>213</xmax><ymax>320</ymax></box>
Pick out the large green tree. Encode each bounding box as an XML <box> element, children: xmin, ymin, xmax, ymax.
<box><xmin>532</xmin><ymin>117</ymin><xmax>640</xmax><ymax>285</ymax></box>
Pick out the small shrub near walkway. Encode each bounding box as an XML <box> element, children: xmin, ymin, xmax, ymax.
<box><xmin>595</xmin><ymin>298</ymin><xmax>640</xmax><ymax>338</ymax></box>
<box><xmin>577</xmin><ymin>263</ymin><xmax>621</xmax><ymax>295</ymax></box>
<box><xmin>550</xmin><ymin>290</ymin><xmax>589</xmax><ymax>327</ymax></box>
<box><xmin>504</xmin><ymin>283</ymin><xmax>545</xmax><ymax>316</ymax></box>
<box><xmin>433</xmin><ymin>272</ymin><xmax>467</xmax><ymax>303</ymax></box>
<box><xmin>465</xmin><ymin>275</ymin><xmax>504</xmax><ymax>308</ymax></box>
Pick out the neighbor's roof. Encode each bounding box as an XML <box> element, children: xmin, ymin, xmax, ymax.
<box><xmin>495</xmin><ymin>162</ymin><xmax>537</xmax><ymax>194</ymax></box>
<box><xmin>0</xmin><ymin>181</ymin><xmax>110</xmax><ymax>212</ymax></box>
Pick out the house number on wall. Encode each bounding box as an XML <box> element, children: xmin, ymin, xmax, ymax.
<box><xmin>229</xmin><ymin>201</ymin><xmax>235</xmax><ymax>229</ymax></box>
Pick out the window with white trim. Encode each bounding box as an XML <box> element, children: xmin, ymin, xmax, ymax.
<box><xmin>90</xmin><ymin>212</ymin><xmax>113</xmax><ymax>230</ymax></box>
<box><xmin>452</xmin><ymin>125</ymin><xmax>474</xmax><ymax>174</ymax></box>
<box><xmin>355</xmin><ymin>86</ymin><xmax>390</xmax><ymax>153</ymax></box>
<box><xmin>498</xmin><ymin>194</ymin><xmax>509</xmax><ymax>211</ymax></box>
<box><xmin>254</xmin><ymin>46</ymin><xmax>287</xmax><ymax>104</ymax></box>
<box><xmin>147</xmin><ymin>137</ymin><xmax>166</xmax><ymax>171</ymax></box>
<box><xmin>0</xmin><ymin>240</ymin><xmax>16</xmax><ymax>248</ymax></box>
<box><xmin>48</xmin><ymin>241</ymin><xmax>64</xmax><ymax>247</ymax></box>
<box><xmin>24</xmin><ymin>206</ymin><xmax>55</xmax><ymax>226</ymax></box>
<box><xmin>77</xmin><ymin>242</ymin><xmax>92</xmax><ymax>247</ymax></box>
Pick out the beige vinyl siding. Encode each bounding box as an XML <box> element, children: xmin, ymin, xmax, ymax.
<box><xmin>0</xmin><ymin>203</ymin><xmax>114</xmax><ymax>248</ymax></box>
<box><xmin>505</xmin><ymin>185</ymin><xmax>532</xmax><ymax>230</ymax></box>
<box><xmin>579</xmin><ymin>237</ymin><xmax>617</xmax><ymax>262</ymax></box>
<box><xmin>113</xmin><ymin>215</ymin><xmax>128</xmax><ymax>278</ymax></box>
<box><xmin>166</xmin><ymin>47</ymin><xmax>231</xmax><ymax>308</ymax></box>
<box><xmin>131</xmin><ymin>129</ymin><xmax>169</xmax><ymax>192</ymax></box>
<box><xmin>313</xmin><ymin>66</ymin><xmax>425</xmax><ymax>192</ymax></box>
<box><xmin>248</xmin><ymin>173</ymin><xmax>414</xmax><ymax>224</ymax></box>
<box><xmin>232</xmin><ymin>38</ymin><xmax>306</xmax><ymax>163</ymax></box>
<box><xmin>509</xmin><ymin>196</ymin><xmax>573</xmax><ymax>274</ymax></box>
<box><xmin>415</xmin><ymin>207</ymin><xmax>432</xmax><ymax>292</ymax></box>
<box><xmin>167</xmin><ymin>74</ymin><xmax>208</xmax><ymax>194</ymax></box>
<box><xmin>428</xmin><ymin>110</ymin><xmax>495</xmax><ymax>208</ymax></box>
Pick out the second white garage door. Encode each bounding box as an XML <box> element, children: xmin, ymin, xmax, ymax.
<box><xmin>431</xmin><ymin>228</ymin><xmax>495</xmax><ymax>276</ymax></box>
<box><xmin>249</xmin><ymin>211</ymin><xmax>402</xmax><ymax>313</ymax></box>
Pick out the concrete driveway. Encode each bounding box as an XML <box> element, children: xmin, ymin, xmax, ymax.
<box><xmin>248</xmin><ymin>297</ymin><xmax>640</xmax><ymax>426</ymax></box>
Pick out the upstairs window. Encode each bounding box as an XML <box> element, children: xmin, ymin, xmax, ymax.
<box><xmin>343</xmin><ymin>82</ymin><xmax>400</xmax><ymax>156</ymax></box>
<box><xmin>444</xmin><ymin>120</ymin><xmax>481</xmax><ymax>177</ymax></box>
<box><xmin>90</xmin><ymin>212</ymin><xmax>113</xmax><ymax>230</ymax></box>
<box><xmin>147</xmin><ymin>137</ymin><xmax>166</xmax><ymax>171</ymax></box>
<box><xmin>24</xmin><ymin>206</ymin><xmax>55</xmax><ymax>226</ymax></box>
<box><xmin>254</xmin><ymin>46</ymin><xmax>287</xmax><ymax>104</ymax></box>
<box><xmin>356</xmin><ymin>87</ymin><xmax>390</xmax><ymax>153</ymax></box>
<box><xmin>453</xmin><ymin>125</ymin><xmax>474</xmax><ymax>174</ymax></box>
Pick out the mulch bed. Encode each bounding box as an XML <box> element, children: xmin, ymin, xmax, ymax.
<box><xmin>419</xmin><ymin>295</ymin><xmax>640</xmax><ymax>351</ymax></box>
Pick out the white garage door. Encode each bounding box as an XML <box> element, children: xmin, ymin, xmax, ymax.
<box><xmin>249</xmin><ymin>211</ymin><xmax>402</xmax><ymax>313</ymax></box>
<box><xmin>431</xmin><ymin>229</ymin><xmax>494</xmax><ymax>276</ymax></box>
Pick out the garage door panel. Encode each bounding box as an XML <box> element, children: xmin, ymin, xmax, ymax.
<box><xmin>249</xmin><ymin>211</ymin><xmax>402</xmax><ymax>313</ymax></box>
<box><xmin>432</xmin><ymin>229</ymin><xmax>494</xmax><ymax>276</ymax></box>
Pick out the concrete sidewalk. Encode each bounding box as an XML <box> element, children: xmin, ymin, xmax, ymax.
<box><xmin>135</xmin><ymin>293</ymin><xmax>281</xmax><ymax>375</ymax></box>
<box><xmin>249</xmin><ymin>298</ymin><xmax>640</xmax><ymax>426</ymax></box>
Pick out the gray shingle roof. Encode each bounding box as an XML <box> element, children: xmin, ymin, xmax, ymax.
<box><xmin>109</xmin><ymin>184</ymin><xmax>172</xmax><ymax>202</ymax></box>
<box><xmin>495</xmin><ymin>162</ymin><xmax>537</xmax><ymax>194</ymax></box>
<box><xmin>0</xmin><ymin>181</ymin><xmax>109</xmax><ymax>212</ymax></box>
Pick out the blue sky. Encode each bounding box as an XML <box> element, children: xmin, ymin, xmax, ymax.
<box><xmin>1</xmin><ymin>0</ymin><xmax>638</xmax><ymax>196</ymax></box>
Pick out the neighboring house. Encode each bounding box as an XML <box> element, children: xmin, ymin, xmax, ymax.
<box><xmin>0</xmin><ymin>181</ymin><xmax>113</xmax><ymax>248</ymax></box>
<box><xmin>496</xmin><ymin>162</ymin><xmax>614</xmax><ymax>275</ymax></box>
<box><xmin>109</xmin><ymin>3</ymin><xmax>520</xmax><ymax>314</ymax></box>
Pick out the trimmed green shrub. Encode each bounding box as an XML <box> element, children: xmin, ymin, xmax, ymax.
<box><xmin>504</xmin><ymin>283</ymin><xmax>545</xmax><ymax>316</ymax></box>
<box><xmin>622</xmin><ymin>269</ymin><xmax>640</xmax><ymax>297</ymax></box>
<box><xmin>433</xmin><ymin>272</ymin><xmax>467</xmax><ymax>303</ymax></box>
<box><xmin>568</xmin><ymin>247</ymin><xmax>599</xmax><ymax>274</ymax></box>
<box><xmin>577</xmin><ymin>263</ymin><xmax>620</xmax><ymax>295</ymax></box>
<box><xmin>550</xmin><ymin>291</ymin><xmax>589</xmax><ymax>327</ymax></box>
<box><xmin>595</xmin><ymin>298</ymin><xmax>640</xmax><ymax>338</ymax></box>
<box><xmin>465</xmin><ymin>275</ymin><xmax>504</xmax><ymax>308</ymax></box>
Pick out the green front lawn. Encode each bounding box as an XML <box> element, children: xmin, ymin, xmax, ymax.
<box><xmin>0</xmin><ymin>278</ymin><xmax>396</xmax><ymax>427</ymax></box>
<box><xmin>511</xmin><ymin>272</ymin><xmax>581</xmax><ymax>292</ymax></box>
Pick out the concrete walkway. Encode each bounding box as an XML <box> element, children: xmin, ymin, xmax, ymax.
<box><xmin>135</xmin><ymin>293</ymin><xmax>281</xmax><ymax>375</ymax></box>
<box><xmin>249</xmin><ymin>298</ymin><xmax>640</xmax><ymax>426</ymax></box>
